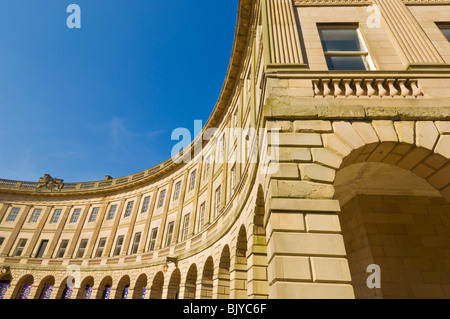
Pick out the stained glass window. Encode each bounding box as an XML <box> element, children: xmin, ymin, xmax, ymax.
<box><xmin>42</xmin><ymin>285</ymin><xmax>53</xmax><ymax>299</ymax></box>
<box><xmin>0</xmin><ymin>283</ymin><xmax>10</xmax><ymax>299</ymax></box>
<box><xmin>84</xmin><ymin>286</ymin><xmax>93</xmax><ymax>299</ymax></box>
<box><xmin>18</xmin><ymin>284</ymin><xmax>32</xmax><ymax>299</ymax></box>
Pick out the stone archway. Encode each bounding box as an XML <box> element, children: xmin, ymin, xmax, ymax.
<box><xmin>96</xmin><ymin>276</ymin><xmax>113</xmax><ymax>299</ymax></box>
<box><xmin>333</xmin><ymin>147</ymin><xmax>450</xmax><ymax>298</ymax></box>
<box><xmin>231</xmin><ymin>225</ymin><xmax>248</xmax><ymax>298</ymax></box>
<box><xmin>201</xmin><ymin>257</ymin><xmax>214</xmax><ymax>299</ymax></box>
<box><xmin>216</xmin><ymin>245</ymin><xmax>231</xmax><ymax>299</ymax></box>
<box><xmin>76</xmin><ymin>276</ymin><xmax>94</xmax><ymax>299</ymax></box>
<box><xmin>184</xmin><ymin>264</ymin><xmax>197</xmax><ymax>299</ymax></box>
<box><xmin>167</xmin><ymin>268</ymin><xmax>181</xmax><ymax>299</ymax></box>
<box><xmin>11</xmin><ymin>274</ymin><xmax>34</xmax><ymax>299</ymax></box>
<box><xmin>34</xmin><ymin>275</ymin><xmax>55</xmax><ymax>299</ymax></box>
<box><xmin>150</xmin><ymin>272</ymin><xmax>164</xmax><ymax>299</ymax></box>
<box><xmin>114</xmin><ymin>275</ymin><xmax>131</xmax><ymax>299</ymax></box>
<box><xmin>264</xmin><ymin>120</ymin><xmax>450</xmax><ymax>299</ymax></box>
<box><xmin>132</xmin><ymin>274</ymin><xmax>148</xmax><ymax>299</ymax></box>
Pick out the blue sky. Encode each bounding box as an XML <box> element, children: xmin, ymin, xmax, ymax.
<box><xmin>0</xmin><ymin>0</ymin><xmax>238</xmax><ymax>182</ymax></box>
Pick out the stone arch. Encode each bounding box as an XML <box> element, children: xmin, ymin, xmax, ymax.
<box><xmin>76</xmin><ymin>276</ymin><xmax>95</xmax><ymax>299</ymax></box>
<box><xmin>167</xmin><ymin>268</ymin><xmax>181</xmax><ymax>299</ymax></box>
<box><xmin>323</xmin><ymin>121</ymin><xmax>450</xmax><ymax>202</ymax></box>
<box><xmin>0</xmin><ymin>272</ymin><xmax>12</xmax><ymax>299</ymax></box>
<box><xmin>55</xmin><ymin>276</ymin><xmax>74</xmax><ymax>299</ymax></box>
<box><xmin>96</xmin><ymin>276</ymin><xmax>113</xmax><ymax>299</ymax></box>
<box><xmin>114</xmin><ymin>275</ymin><xmax>131</xmax><ymax>299</ymax></box>
<box><xmin>150</xmin><ymin>271</ymin><xmax>164</xmax><ymax>299</ymax></box>
<box><xmin>217</xmin><ymin>245</ymin><xmax>231</xmax><ymax>299</ymax></box>
<box><xmin>11</xmin><ymin>274</ymin><xmax>34</xmax><ymax>299</ymax></box>
<box><xmin>200</xmin><ymin>256</ymin><xmax>214</xmax><ymax>299</ymax></box>
<box><xmin>34</xmin><ymin>275</ymin><xmax>55</xmax><ymax>299</ymax></box>
<box><xmin>184</xmin><ymin>264</ymin><xmax>197</xmax><ymax>299</ymax></box>
<box><xmin>247</xmin><ymin>184</ymin><xmax>269</xmax><ymax>299</ymax></box>
<box><xmin>231</xmin><ymin>225</ymin><xmax>248</xmax><ymax>298</ymax></box>
<box><xmin>132</xmin><ymin>274</ymin><xmax>148</xmax><ymax>299</ymax></box>
<box><xmin>325</xmin><ymin>120</ymin><xmax>450</xmax><ymax>299</ymax></box>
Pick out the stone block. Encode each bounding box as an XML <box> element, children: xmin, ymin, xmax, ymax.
<box><xmin>305</xmin><ymin>214</ymin><xmax>342</xmax><ymax>233</ymax></box>
<box><xmin>311</xmin><ymin>148</ymin><xmax>343</xmax><ymax>169</ymax></box>
<box><xmin>310</xmin><ymin>257</ymin><xmax>352</xmax><ymax>282</ymax></box>
<box><xmin>299</xmin><ymin>164</ymin><xmax>336</xmax><ymax>183</ymax></box>
<box><xmin>416</xmin><ymin>121</ymin><xmax>439</xmax><ymax>150</ymax></box>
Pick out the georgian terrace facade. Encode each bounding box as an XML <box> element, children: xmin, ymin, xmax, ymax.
<box><xmin>1</xmin><ymin>0</ymin><xmax>450</xmax><ymax>299</ymax></box>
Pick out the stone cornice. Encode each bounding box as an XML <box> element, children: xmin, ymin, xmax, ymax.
<box><xmin>0</xmin><ymin>0</ymin><xmax>257</xmax><ymax>197</ymax></box>
<box><xmin>294</xmin><ymin>0</ymin><xmax>450</xmax><ymax>5</ymax></box>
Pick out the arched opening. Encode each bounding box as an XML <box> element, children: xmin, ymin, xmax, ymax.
<box><xmin>96</xmin><ymin>276</ymin><xmax>113</xmax><ymax>299</ymax></box>
<box><xmin>132</xmin><ymin>274</ymin><xmax>148</xmax><ymax>299</ymax></box>
<box><xmin>0</xmin><ymin>273</ymin><xmax>12</xmax><ymax>299</ymax></box>
<box><xmin>150</xmin><ymin>272</ymin><xmax>164</xmax><ymax>299</ymax></box>
<box><xmin>12</xmin><ymin>275</ymin><xmax>34</xmax><ymax>299</ymax></box>
<box><xmin>201</xmin><ymin>256</ymin><xmax>214</xmax><ymax>299</ymax></box>
<box><xmin>114</xmin><ymin>275</ymin><xmax>131</xmax><ymax>299</ymax></box>
<box><xmin>167</xmin><ymin>268</ymin><xmax>181</xmax><ymax>299</ymax></box>
<box><xmin>233</xmin><ymin>225</ymin><xmax>248</xmax><ymax>298</ymax></box>
<box><xmin>76</xmin><ymin>276</ymin><xmax>94</xmax><ymax>299</ymax></box>
<box><xmin>184</xmin><ymin>264</ymin><xmax>197</xmax><ymax>299</ymax></box>
<box><xmin>218</xmin><ymin>245</ymin><xmax>231</xmax><ymax>299</ymax></box>
<box><xmin>34</xmin><ymin>276</ymin><xmax>55</xmax><ymax>299</ymax></box>
<box><xmin>56</xmin><ymin>277</ymin><xmax>74</xmax><ymax>299</ymax></box>
<box><xmin>335</xmin><ymin>153</ymin><xmax>450</xmax><ymax>299</ymax></box>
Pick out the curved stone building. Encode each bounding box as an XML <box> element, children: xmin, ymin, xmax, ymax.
<box><xmin>1</xmin><ymin>0</ymin><xmax>450</xmax><ymax>299</ymax></box>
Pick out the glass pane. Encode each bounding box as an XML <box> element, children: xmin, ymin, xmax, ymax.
<box><xmin>440</xmin><ymin>26</ymin><xmax>450</xmax><ymax>42</ymax></box>
<box><xmin>325</xmin><ymin>55</ymin><xmax>368</xmax><ymax>70</ymax></box>
<box><xmin>319</xmin><ymin>27</ymin><xmax>362</xmax><ymax>52</ymax></box>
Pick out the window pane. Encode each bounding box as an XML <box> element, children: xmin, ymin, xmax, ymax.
<box><xmin>142</xmin><ymin>196</ymin><xmax>150</xmax><ymax>213</ymax></box>
<box><xmin>57</xmin><ymin>240</ymin><xmax>69</xmax><ymax>258</ymax></box>
<box><xmin>319</xmin><ymin>27</ymin><xmax>362</xmax><ymax>52</ymax></box>
<box><xmin>29</xmin><ymin>209</ymin><xmax>42</xmax><ymax>223</ymax></box>
<box><xmin>89</xmin><ymin>207</ymin><xmax>99</xmax><ymax>222</ymax></box>
<box><xmin>7</xmin><ymin>208</ymin><xmax>20</xmax><ymax>222</ymax></box>
<box><xmin>70</xmin><ymin>209</ymin><xmax>81</xmax><ymax>223</ymax></box>
<box><xmin>325</xmin><ymin>55</ymin><xmax>368</xmax><ymax>71</ymax></box>
<box><xmin>51</xmin><ymin>209</ymin><xmax>62</xmax><ymax>223</ymax></box>
<box><xmin>36</xmin><ymin>240</ymin><xmax>48</xmax><ymax>258</ymax></box>
<box><xmin>439</xmin><ymin>25</ymin><xmax>450</xmax><ymax>41</ymax></box>
<box><xmin>95</xmin><ymin>238</ymin><xmax>107</xmax><ymax>258</ymax></box>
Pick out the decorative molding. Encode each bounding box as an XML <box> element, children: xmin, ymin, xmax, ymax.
<box><xmin>294</xmin><ymin>0</ymin><xmax>450</xmax><ymax>5</ymax></box>
<box><xmin>294</xmin><ymin>0</ymin><xmax>372</xmax><ymax>5</ymax></box>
